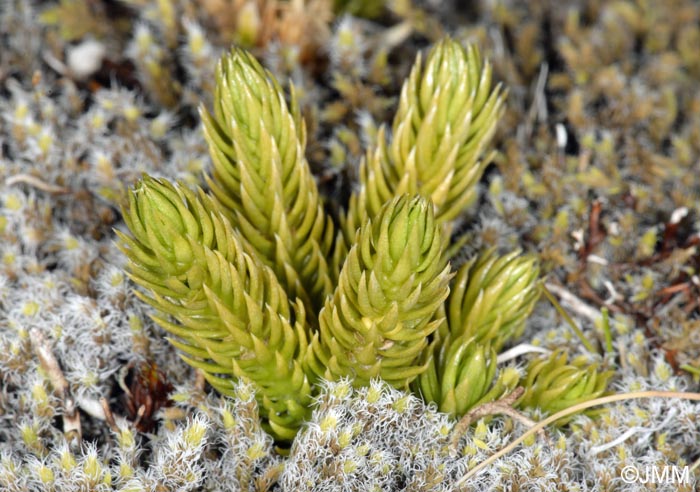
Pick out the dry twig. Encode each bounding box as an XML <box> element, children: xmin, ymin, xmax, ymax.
<box><xmin>545</xmin><ymin>282</ymin><xmax>601</xmax><ymax>324</ymax></box>
<box><xmin>6</xmin><ymin>174</ymin><xmax>70</xmax><ymax>194</ymax></box>
<box><xmin>449</xmin><ymin>387</ymin><xmax>534</xmax><ymax>455</ymax></box>
<box><xmin>456</xmin><ymin>390</ymin><xmax>700</xmax><ymax>488</ymax></box>
<box><xmin>30</xmin><ymin>329</ymin><xmax>82</xmax><ymax>443</ymax></box>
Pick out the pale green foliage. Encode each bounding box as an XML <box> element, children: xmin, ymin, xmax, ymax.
<box><xmin>519</xmin><ymin>351</ymin><xmax>613</xmax><ymax>419</ymax></box>
<box><xmin>201</xmin><ymin>48</ymin><xmax>334</xmax><ymax>314</ymax></box>
<box><xmin>116</xmin><ymin>176</ymin><xmax>234</xmax><ymax>294</ymax></box>
<box><xmin>415</xmin><ymin>249</ymin><xmax>541</xmax><ymax>416</ymax></box>
<box><xmin>341</xmin><ymin>38</ymin><xmax>505</xmax><ymax>254</ymax></box>
<box><xmin>117</xmin><ymin>177</ymin><xmax>313</xmax><ymax>441</ymax></box>
<box><xmin>308</xmin><ymin>195</ymin><xmax>452</xmax><ymax>389</ymax></box>
<box><xmin>448</xmin><ymin>248</ymin><xmax>541</xmax><ymax>351</ymax></box>
<box><xmin>416</xmin><ymin>333</ymin><xmax>520</xmax><ymax>417</ymax></box>
<box><xmin>115</xmin><ymin>41</ymin><xmax>615</xmax><ymax>445</ymax></box>
<box><xmin>5</xmin><ymin>0</ymin><xmax>700</xmax><ymax>488</ymax></box>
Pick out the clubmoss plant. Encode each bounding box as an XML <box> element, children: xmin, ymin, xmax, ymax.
<box><xmin>200</xmin><ymin>48</ymin><xmax>334</xmax><ymax>316</ymax></box>
<box><xmin>308</xmin><ymin>194</ymin><xmax>451</xmax><ymax>389</ymax></box>
<box><xmin>418</xmin><ymin>333</ymin><xmax>520</xmax><ymax>417</ymax></box>
<box><xmin>117</xmin><ymin>177</ymin><xmax>313</xmax><ymax>441</ymax></box>
<box><xmin>340</xmin><ymin>38</ymin><xmax>505</xmax><ymax>252</ymax></box>
<box><xmin>415</xmin><ymin>249</ymin><xmax>541</xmax><ymax>416</ymax></box>
<box><xmin>448</xmin><ymin>248</ymin><xmax>541</xmax><ymax>350</ymax></box>
<box><xmin>119</xmin><ymin>38</ymin><xmax>610</xmax><ymax>442</ymax></box>
<box><xmin>518</xmin><ymin>350</ymin><xmax>613</xmax><ymax>419</ymax></box>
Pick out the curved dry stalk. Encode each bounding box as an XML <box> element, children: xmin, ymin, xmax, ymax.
<box><xmin>449</xmin><ymin>387</ymin><xmax>536</xmax><ymax>455</ymax></box>
<box><xmin>6</xmin><ymin>173</ymin><xmax>70</xmax><ymax>194</ymax></box>
<box><xmin>30</xmin><ymin>329</ymin><xmax>81</xmax><ymax>443</ymax></box>
<box><xmin>456</xmin><ymin>390</ymin><xmax>700</xmax><ymax>488</ymax></box>
<box><xmin>496</xmin><ymin>344</ymin><xmax>551</xmax><ymax>364</ymax></box>
<box><xmin>544</xmin><ymin>281</ymin><xmax>601</xmax><ymax>325</ymax></box>
<box><xmin>99</xmin><ymin>397</ymin><xmax>119</xmax><ymax>433</ymax></box>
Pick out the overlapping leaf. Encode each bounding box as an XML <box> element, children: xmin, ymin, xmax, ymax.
<box><xmin>341</xmin><ymin>38</ymin><xmax>505</xmax><ymax>262</ymax></box>
<box><xmin>518</xmin><ymin>351</ymin><xmax>613</xmax><ymax>420</ymax></box>
<box><xmin>117</xmin><ymin>177</ymin><xmax>312</xmax><ymax>441</ymax></box>
<box><xmin>309</xmin><ymin>195</ymin><xmax>452</xmax><ymax>389</ymax></box>
<box><xmin>201</xmin><ymin>48</ymin><xmax>334</xmax><ymax>314</ymax></box>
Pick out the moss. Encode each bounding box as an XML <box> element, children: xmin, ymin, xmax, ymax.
<box><xmin>1</xmin><ymin>0</ymin><xmax>700</xmax><ymax>490</ymax></box>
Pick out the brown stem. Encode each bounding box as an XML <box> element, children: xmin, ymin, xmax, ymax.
<box><xmin>449</xmin><ymin>387</ymin><xmax>528</xmax><ymax>455</ymax></box>
<box><xmin>30</xmin><ymin>329</ymin><xmax>82</xmax><ymax>443</ymax></box>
